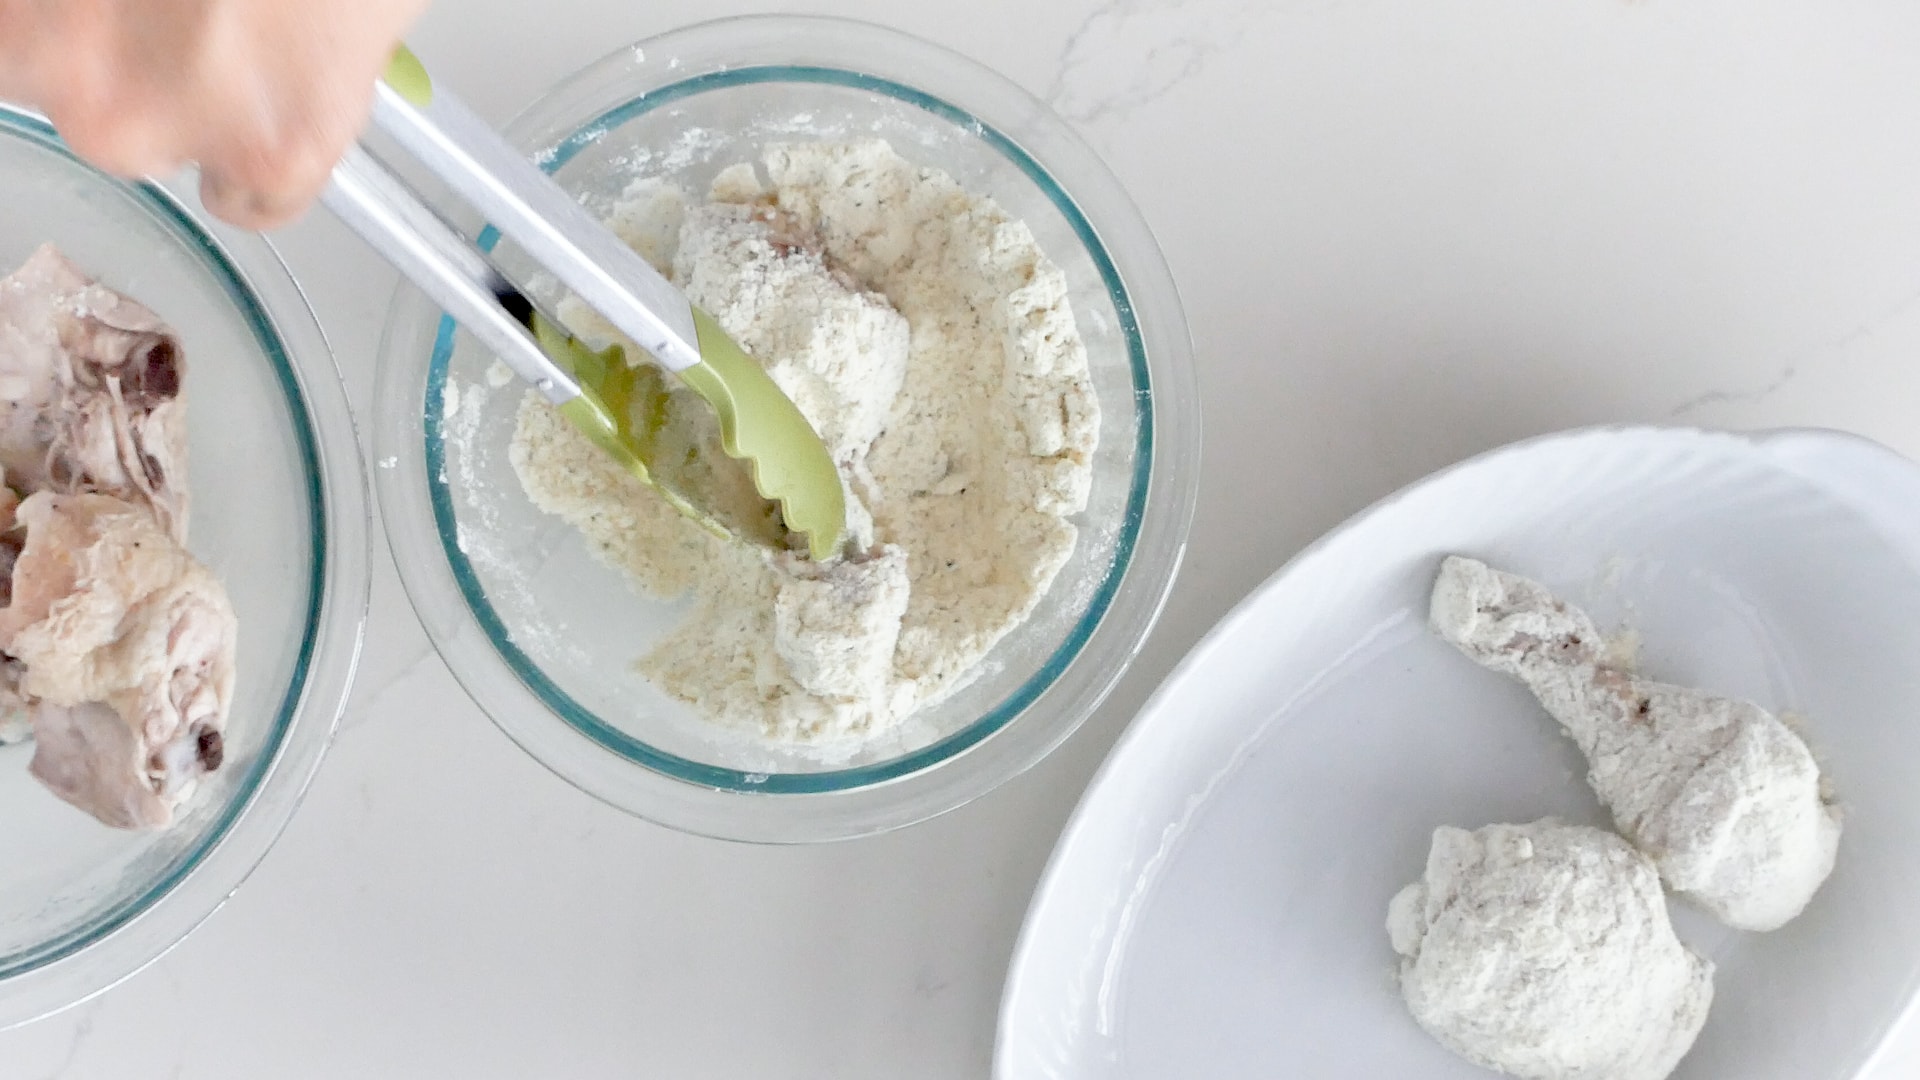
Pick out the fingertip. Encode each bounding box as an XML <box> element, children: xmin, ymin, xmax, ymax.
<box><xmin>198</xmin><ymin>172</ymin><xmax>302</xmax><ymax>230</ymax></box>
<box><xmin>198</xmin><ymin>128</ymin><xmax>344</xmax><ymax>231</ymax></box>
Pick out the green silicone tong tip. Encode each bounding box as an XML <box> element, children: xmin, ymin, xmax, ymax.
<box><xmin>372</xmin><ymin>46</ymin><xmax>847</xmax><ymax>562</ymax></box>
<box><xmin>531</xmin><ymin>313</ymin><xmax>848</xmax><ymax>563</ymax></box>
<box><xmin>681</xmin><ymin>310</ymin><xmax>848</xmax><ymax>562</ymax></box>
<box><xmin>530</xmin><ymin>316</ymin><xmax>733</xmax><ymax>544</ymax></box>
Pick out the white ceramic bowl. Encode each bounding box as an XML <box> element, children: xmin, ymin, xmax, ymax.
<box><xmin>0</xmin><ymin>107</ymin><xmax>369</xmax><ymax>1027</ymax></box>
<box><xmin>373</xmin><ymin>17</ymin><xmax>1200</xmax><ymax>843</ymax></box>
<box><xmin>1001</xmin><ymin>427</ymin><xmax>1920</xmax><ymax>1079</ymax></box>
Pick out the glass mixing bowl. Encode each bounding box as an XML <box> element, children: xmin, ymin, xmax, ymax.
<box><xmin>374</xmin><ymin>16</ymin><xmax>1199</xmax><ymax>842</ymax></box>
<box><xmin>0</xmin><ymin>107</ymin><xmax>368</xmax><ymax>1027</ymax></box>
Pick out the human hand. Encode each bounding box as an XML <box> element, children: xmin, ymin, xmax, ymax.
<box><xmin>0</xmin><ymin>0</ymin><xmax>431</xmax><ymax>228</ymax></box>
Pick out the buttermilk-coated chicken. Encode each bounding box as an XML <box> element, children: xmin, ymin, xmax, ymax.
<box><xmin>0</xmin><ymin>246</ymin><xmax>234</xmax><ymax>828</ymax></box>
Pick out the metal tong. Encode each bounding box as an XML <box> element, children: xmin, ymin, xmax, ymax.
<box><xmin>321</xmin><ymin>49</ymin><xmax>846</xmax><ymax>560</ymax></box>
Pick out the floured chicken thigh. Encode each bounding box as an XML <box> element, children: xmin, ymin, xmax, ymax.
<box><xmin>1430</xmin><ymin>556</ymin><xmax>1841</xmax><ymax>931</ymax></box>
<box><xmin>0</xmin><ymin>244</ymin><xmax>189</xmax><ymax>539</ymax></box>
<box><xmin>0</xmin><ymin>245</ymin><xmax>233</xmax><ymax>829</ymax></box>
<box><xmin>1388</xmin><ymin>820</ymin><xmax>1714</xmax><ymax>1080</ymax></box>
<box><xmin>0</xmin><ymin>494</ymin><xmax>234</xmax><ymax>828</ymax></box>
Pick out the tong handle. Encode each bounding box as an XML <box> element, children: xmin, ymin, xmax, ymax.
<box><xmin>367</xmin><ymin>48</ymin><xmax>702</xmax><ymax>373</ymax></box>
<box><xmin>321</xmin><ymin>144</ymin><xmax>581</xmax><ymax>405</ymax></box>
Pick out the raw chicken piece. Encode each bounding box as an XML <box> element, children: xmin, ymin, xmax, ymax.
<box><xmin>0</xmin><ymin>243</ymin><xmax>189</xmax><ymax>540</ymax></box>
<box><xmin>0</xmin><ymin>247</ymin><xmax>226</xmax><ymax>829</ymax></box>
<box><xmin>0</xmin><ymin>705</ymin><xmax>27</xmax><ymax>745</ymax></box>
<box><xmin>0</xmin><ymin>480</ymin><xmax>28</xmax><ymax>743</ymax></box>
<box><xmin>1430</xmin><ymin>556</ymin><xmax>1842</xmax><ymax>931</ymax></box>
<box><xmin>0</xmin><ymin>493</ymin><xmax>235</xmax><ymax>829</ymax></box>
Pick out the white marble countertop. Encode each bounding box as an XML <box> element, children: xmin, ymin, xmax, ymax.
<box><xmin>11</xmin><ymin>0</ymin><xmax>1920</xmax><ymax>1075</ymax></box>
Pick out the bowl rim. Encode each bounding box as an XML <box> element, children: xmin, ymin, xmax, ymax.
<box><xmin>373</xmin><ymin>14</ymin><xmax>1200</xmax><ymax>841</ymax></box>
<box><xmin>429</xmin><ymin>65</ymin><xmax>1152</xmax><ymax>793</ymax></box>
<box><xmin>0</xmin><ymin>106</ymin><xmax>370</xmax><ymax>1028</ymax></box>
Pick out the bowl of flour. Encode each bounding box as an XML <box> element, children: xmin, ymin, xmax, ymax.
<box><xmin>371</xmin><ymin>16</ymin><xmax>1199</xmax><ymax>841</ymax></box>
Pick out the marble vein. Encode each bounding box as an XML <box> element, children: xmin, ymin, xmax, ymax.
<box><xmin>1047</xmin><ymin>0</ymin><xmax>1355</xmax><ymax>124</ymax></box>
<box><xmin>1787</xmin><ymin>284</ymin><xmax>1920</xmax><ymax>368</ymax></box>
<box><xmin>338</xmin><ymin>640</ymin><xmax>440</xmax><ymax>736</ymax></box>
<box><xmin>1669</xmin><ymin>365</ymin><xmax>1799</xmax><ymax>418</ymax></box>
<box><xmin>31</xmin><ymin>1013</ymin><xmax>93</xmax><ymax>1080</ymax></box>
<box><xmin>1669</xmin><ymin>283</ymin><xmax>1920</xmax><ymax>419</ymax></box>
<box><xmin>1047</xmin><ymin>0</ymin><xmax>1247</xmax><ymax>124</ymax></box>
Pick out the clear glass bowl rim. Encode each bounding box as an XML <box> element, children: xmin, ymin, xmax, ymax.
<box><xmin>373</xmin><ymin>14</ymin><xmax>1200</xmax><ymax>842</ymax></box>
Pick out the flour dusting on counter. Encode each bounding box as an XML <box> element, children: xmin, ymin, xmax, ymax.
<box><xmin>510</xmin><ymin>140</ymin><xmax>1099</xmax><ymax>749</ymax></box>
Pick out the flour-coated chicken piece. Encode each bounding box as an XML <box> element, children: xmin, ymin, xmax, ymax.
<box><xmin>1430</xmin><ymin>556</ymin><xmax>1841</xmax><ymax>931</ymax></box>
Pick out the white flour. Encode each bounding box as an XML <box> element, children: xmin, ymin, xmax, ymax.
<box><xmin>510</xmin><ymin>140</ymin><xmax>1098</xmax><ymax>747</ymax></box>
<box><xmin>1388</xmin><ymin>820</ymin><xmax>1715</xmax><ymax>1080</ymax></box>
<box><xmin>1430</xmin><ymin>556</ymin><xmax>1843</xmax><ymax>931</ymax></box>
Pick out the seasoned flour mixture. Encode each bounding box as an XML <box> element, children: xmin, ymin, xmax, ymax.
<box><xmin>1430</xmin><ymin>556</ymin><xmax>1842</xmax><ymax>931</ymax></box>
<box><xmin>1388</xmin><ymin>820</ymin><xmax>1715</xmax><ymax>1080</ymax></box>
<box><xmin>511</xmin><ymin>141</ymin><xmax>1098</xmax><ymax>746</ymax></box>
